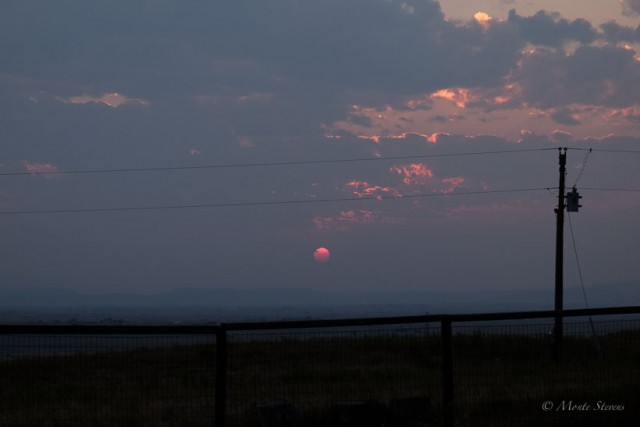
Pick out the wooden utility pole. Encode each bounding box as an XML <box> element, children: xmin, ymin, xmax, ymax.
<box><xmin>553</xmin><ymin>148</ymin><xmax>567</xmax><ymax>362</ymax></box>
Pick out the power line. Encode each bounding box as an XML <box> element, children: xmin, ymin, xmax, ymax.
<box><xmin>573</xmin><ymin>148</ymin><xmax>592</xmax><ymax>188</ymax></box>
<box><xmin>1</xmin><ymin>186</ymin><xmax>636</xmax><ymax>216</ymax></box>
<box><xmin>567</xmin><ymin>213</ymin><xmax>590</xmax><ymax>310</ymax></box>
<box><xmin>0</xmin><ymin>148</ymin><xmax>557</xmax><ymax>177</ymax></box>
<box><xmin>0</xmin><ymin>187</ymin><xmax>551</xmax><ymax>216</ymax></box>
<box><xmin>566</xmin><ymin>148</ymin><xmax>640</xmax><ymax>154</ymax></box>
<box><xmin>4</xmin><ymin>147</ymin><xmax>638</xmax><ymax>178</ymax></box>
<box><xmin>580</xmin><ymin>187</ymin><xmax>640</xmax><ymax>192</ymax></box>
<box><xmin>589</xmin><ymin>149</ymin><xmax>640</xmax><ymax>154</ymax></box>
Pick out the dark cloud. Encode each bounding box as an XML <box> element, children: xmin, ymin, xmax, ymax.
<box><xmin>429</xmin><ymin>114</ymin><xmax>465</xmax><ymax>123</ymax></box>
<box><xmin>507</xmin><ymin>9</ymin><xmax>597</xmax><ymax>47</ymax></box>
<box><xmin>511</xmin><ymin>45</ymin><xmax>640</xmax><ymax>109</ymax></box>
<box><xmin>1</xmin><ymin>1</ymin><xmax>637</xmax><ymax>173</ymax></box>
<box><xmin>621</xmin><ymin>0</ymin><xmax>640</xmax><ymax>16</ymax></box>
<box><xmin>0</xmin><ymin>1</ymin><xmax>522</xmax><ymax>105</ymax></box>
<box><xmin>5</xmin><ymin>0</ymin><xmax>631</xmax><ymax>129</ymax></box>
<box><xmin>551</xmin><ymin>130</ymin><xmax>573</xmax><ymax>144</ymax></box>
<box><xmin>600</xmin><ymin>21</ymin><xmax>640</xmax><ymax>43</ymax></box>
<box><xmin>550</xmin><ymin>108</ymin><xmax>581</xmax><ymax>125</ymax></box>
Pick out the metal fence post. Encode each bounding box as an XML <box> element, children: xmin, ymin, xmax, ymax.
<box><xmin>215</xmin><ymin>327</ymin><xmax>227</xmax><ymax>427</ymax></box>
<box><xmin>442</xmin><ymin>319</ymin><xmax>454</xmax><ymax>427</ymax></box>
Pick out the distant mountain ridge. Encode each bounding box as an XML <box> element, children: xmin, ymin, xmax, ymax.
<box><xmin>1</xmin><ymin>282</ymin><xmax>638</xmax><ymax>311</ymax></box>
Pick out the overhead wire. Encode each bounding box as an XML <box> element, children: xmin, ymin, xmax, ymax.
<box><xmin>565</xmin><ymin>147</ymin><xmax>602</xmax><ymax>356</ymax></box>
<box><xmin>589</xmin><ymin>148</ymin><xmax>640</xmax><ymax>154</ymax></box>
<box><xmin>572</xmin><ymin>148</ymin><xmax>592</xmax><ymax>188</ymax></box>
<box><xmin>2</xmin><ymin>147</ymin><xmax>638</xmax><ymax>215</ymax></box>
<box><xmin>564</xmin><ymin>147</ymin><xmax>640</xmax><ymax>154</ymax></box>
<box><xmin>579</xmin><ymin>187</ymin><xmax>640</xmax><ymax>192</ymax></box>
<box><xmin>567</xmin><ymin>213</ymin><xmax>590</xmax><ymax>311</ymax></box>
<box><xmin>0</xmin><ymin>148</ymin><xmax>558</xmax><ymax>177</ymax></box>
<box><xmin>3</xmin><ymin>147</ymin><xmax>637</xmax><ymax>178</ymax></box>
<box><xmin>0</xmin><ymin>187</ymin><xmax>552</xmax><ymax>215</ymax></box>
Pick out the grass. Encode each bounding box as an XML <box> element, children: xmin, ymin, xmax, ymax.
<box><xmin>0</xmin><ymin>328</ymin><xmax>638</xmax><ymax>426</ymax></box>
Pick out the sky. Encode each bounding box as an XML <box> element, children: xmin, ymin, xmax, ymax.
<box><xmin>1</xmin><ymin>1</ymin><xmax>639</xmax><ymax>298</ymax></box>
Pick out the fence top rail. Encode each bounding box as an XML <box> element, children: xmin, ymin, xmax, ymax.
<box><xmin>0</xmin><ymin>324</ymin><xmax>220</xmax><ymax>335</ymax></box>
<box><xmin>222</xmin><ymin>305</ymin><xmax>640</xmax><ymax>331</ymax></box>
<box><xmin>1</xmin><ymin>306</ymin><xmax>638</xmax><ymax>334</ymax></box>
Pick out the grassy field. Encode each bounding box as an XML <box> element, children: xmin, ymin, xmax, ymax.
<box><xmin>0</xmin><ymin>329</ymin><xmax>638</xmax><ymax>426</ymax></box>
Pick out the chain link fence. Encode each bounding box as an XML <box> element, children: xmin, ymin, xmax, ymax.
<box><xmin>450</xmin><ymin>319</ymin><xmax>640</xmax><ymax>426</ymax></box>
<box><xmin>0</xmin><ymin>328</ymin><xmax>216</xmax><ymax>426</ymax></box>
<box><xmin>0</xmin><ymin>310</ymin><xmax>638</xmax><ymax>426</ymax></box>
<box><xmin>225</xmin><ymin>326</ymin><xmax>439</xmax><ymax>426</ymax></box>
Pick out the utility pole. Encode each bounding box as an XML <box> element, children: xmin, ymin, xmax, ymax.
<box><xmin>553</xmin><ymin>148</ymin><xmax>567</xmax><ymax>362</ymax></box>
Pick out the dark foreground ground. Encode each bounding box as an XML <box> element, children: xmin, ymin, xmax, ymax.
<box><xmin>0</xmin><ymin>326</ymin><xmax>638</xmax><ymax>426</ymax></box>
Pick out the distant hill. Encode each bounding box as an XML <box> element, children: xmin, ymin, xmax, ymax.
<box><xmin>1</xmin><ymin>281</ymin><xmax>638</xmax><ymax>311</ymax></box>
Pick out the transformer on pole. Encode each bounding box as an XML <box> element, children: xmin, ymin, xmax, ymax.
<box><xmin>566</xmin><ymin>187</ymin><xmax>582</xmax><ymax>212</ymax></box>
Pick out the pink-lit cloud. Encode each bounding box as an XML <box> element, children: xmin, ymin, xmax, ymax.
<box><xmin>473</xmin><ymin>12</ymin><xmax>493</xmax><ymax>30</ymax></box>
<box><xmin>346</xmin><ymin>163</ymin><xmax>466</xmax><ymax>199</ymax></box>
<box><xmin>356</xmin><ymin>132</ymin><xmax>435</xmax><ymax>145</ymax></box>
<box><xmin>430</xmin><ymin>88</ymin><xmax>472</xmax><ymax>109</ymax></box>
<box><xmin>552</xmin><ymin>130</ymin><xmax>574</xmax><ymax>143</ymax></box>
<box><xmin>313</xmin><ymin>209</ymin><xmax>376</xmax><ymax>231</ymax></box>
<box><xmin>59</xmin><ymin>92</ymin><xmax>150</xmax><ymax>108</ymax></box>
<box><xmin>404</xmin><ymin>95</ymin><xmax>434</xmax><ymax>111</ymax></box>
<box><xmin>606</xmin><ymin>105</ymin><xmax>640</xmax><ymax>123</ymax></box>
<box><xmin>578</xmin><ymin>191</ymin><xmax>640</xmax><ymax>215</ymax></box>
<box><xmin>427</xmin><ymin>132</ymin><xmax>449</xmax><ymax>143</ymax></box>
<box><xmin>440</xmin><ymin>177</ymin><xmax>466</xmax><ymax>194</ymax></box>
<box><xmin>357</xmin><ymin>135</ymin><xmax>382</xmax><ymax>144</ymax></box>
<box><xmin>428</xmin><ymin>85</ymin><xmax>527</xmax><ymax>112</ymax></box>
<box><xmin>21</xmin><ymin>161</ymin><xmax>60</xmax><ymax>179</ymax></box>
<box><xmin>323</xmin><ymin>132</ymin><xmax>343</xmax><ymax>139</ymax></box>
<box><xmin>324</xmin><ymin>27</ymin><xmax>640</xmax><ymax>140</ymax></box>
<box><xmin>389</xmin><ymin>163</ymin><xmax>434</xmax><ymax>185</ymax></box>
<box><xmin>236</xmin><ymin>137</ymin><xmax>255</xmax><ymax>148</ymax></box>
<box><xmin>0</xmin><ymin>189</ymin><xmax>16</xmax><ymax>209</ymax></box>
<box><xmin>312</xmin><ymin>208</ymin><xmax>405</xmax><ymax>231</ymax></box>
<box><xmin>339</xmin><ymin>131</ymin><xmax>444</xmax><ymax>146</ymax></box>
<box><xmin>344</xmin><ymin>180</ymin><xmax>402</xmax><ymax>199</ymax></box>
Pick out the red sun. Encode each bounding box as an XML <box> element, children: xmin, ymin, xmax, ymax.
<box><xmin>313</xmin><ymin>247</ymin><xmax>331</xmax><ymax>263</ymax></box>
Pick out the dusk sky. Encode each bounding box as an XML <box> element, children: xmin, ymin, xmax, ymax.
<box><xmin>1</xmin><ymin>0</ymin><xmax>639</xmax><ymax>298</ymax></box>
